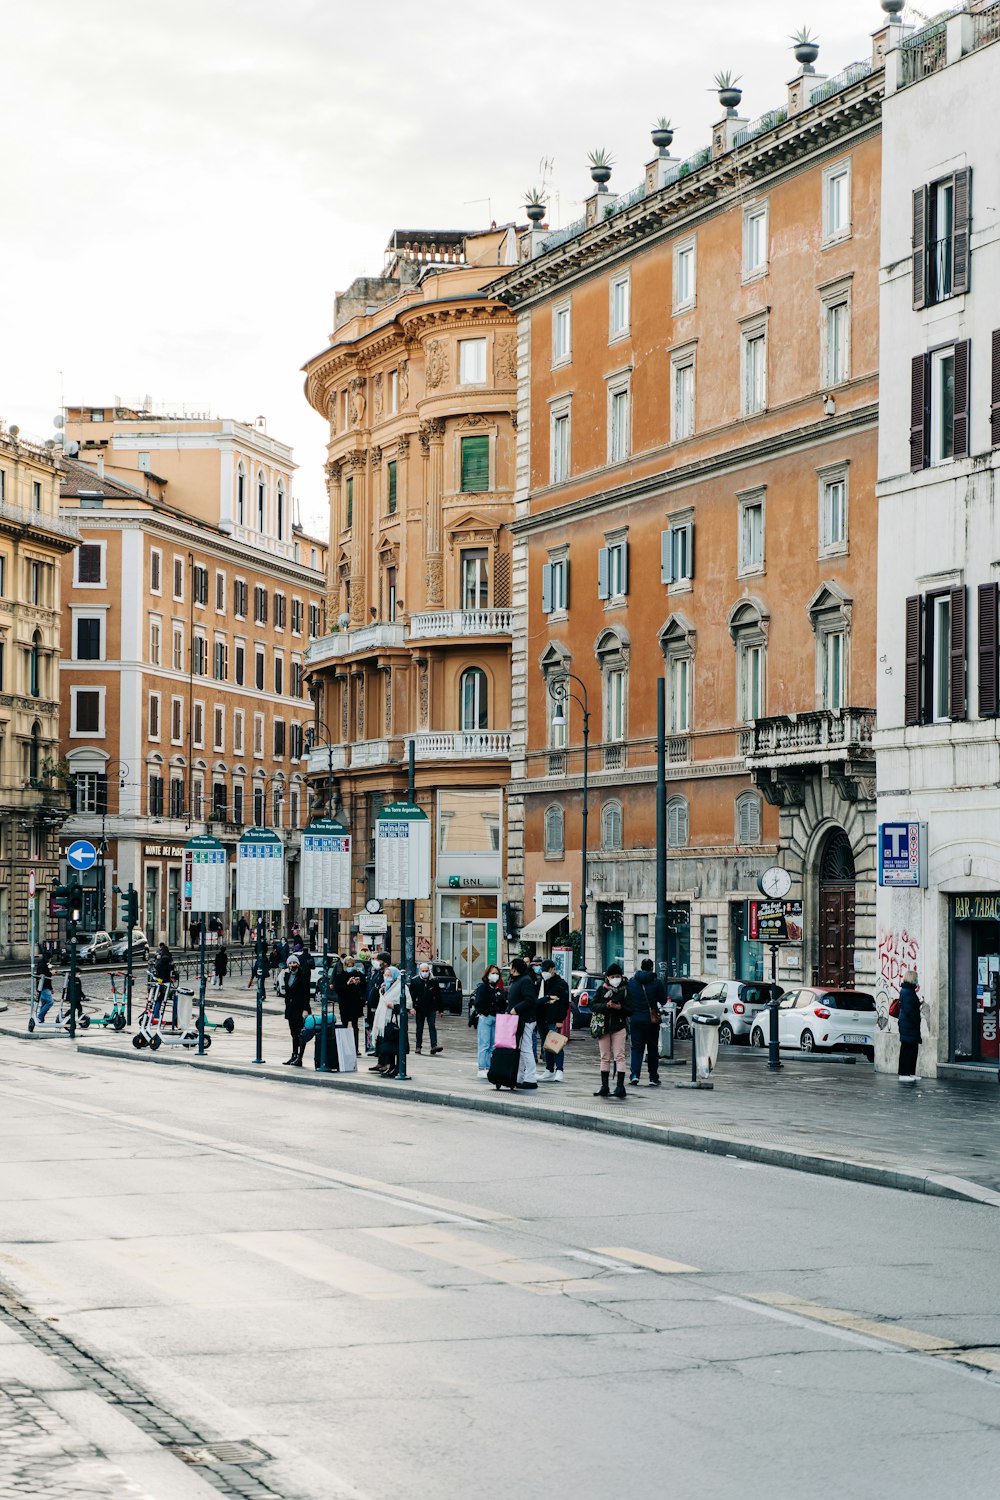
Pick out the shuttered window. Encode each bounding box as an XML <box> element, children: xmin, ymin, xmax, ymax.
<box><xmin>460</xmin><ymin>435</ymin><xmax>490</xmax><ymax>493</ymax></box>
<box><xmin>977</xmin><ymin>582</ymin><xmax>999</xmax><ymax>719</ymax></box>
<box><xmin>735</xmin><ymin>792</ymin><xmax>762</xmax><ymax>846</ymax></box>
<box><xmin>905</xmin><ymin>588</ymin><xmax>967</xmax><ymax>724</ymax></box>
<box><xmin>911</xmin><ymin>186</ymin><xmax>927</xmax><ymax>311</ymax></box>
<box><xmin>910</xmin><ymin>354</ymin><xmax>927</xmax><ymax>471</ymax></box>
<box><xmin>991</xmin><ymin>330</ymin><xmax>1000</xmax><ymax>449</ymax></box>
<box><xmin>666</xmin><ymin>796</ymin><xmax>689</xmax><ymax>849</ymax></box>
<box><xmin>913</xmin><ymin>169</ymin><xmax>971</xmax><ymax>308</ymax></box>
<box><xmin>387</xmin><ymin>460</ymin><xmax>397</xmax><ymax>514</ymax></box>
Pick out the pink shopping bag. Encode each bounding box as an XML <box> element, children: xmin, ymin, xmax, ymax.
<box><xmin>494</xmin><ymin>1012</ymin><xmax>519</xmax><ymax>1049</ymax></box>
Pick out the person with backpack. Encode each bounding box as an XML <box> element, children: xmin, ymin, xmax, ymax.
<box><xmin>591</xmin><ymin>962</ymin><xmax>632</xmax><ymax>1099</ymax></box>
<box><xmin>627</xmin><ymin>959</ymin><xmax>665</xmax><ymax>1086</ymax></box>
<box><xmin>473</xmin><ymin>964</ymin><xmax>506</xmax><ymax>1078</ymax></box>
<box><xmin>507</xmin><ymin>956</ymin><xmax>539</xmax><ymax>1090</ymax></box>
<box><xmin>537</xmin><ymin>959</ymin><xmax>570</xmax><ymax>1081</ymax></box>
<box><xmin>896</xmin><ymin>968</ymin><xmax>922</xmax><ymax>1083</ymax></box>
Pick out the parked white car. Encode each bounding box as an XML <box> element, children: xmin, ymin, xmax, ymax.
<box><xmin>678</xmin><ymin>979</ymin><xmax>784</xmax><ymax>1045</ymax></box>
<box><xmin>749</xmin><ymin>987</ymin><xmax>876</xmax><ymax>1059</ymax></box>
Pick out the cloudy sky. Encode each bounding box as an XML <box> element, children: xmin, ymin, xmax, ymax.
<box><xmin>4</xmin><ymin>0</ymin><xmax>894</xmax><ymax>531</ymax></box>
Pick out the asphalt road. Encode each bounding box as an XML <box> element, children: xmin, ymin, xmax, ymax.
<box><xmin>1</xmin><ymin>1037</ymin><xmax>999</xmax><ymax>1500</ymax></box>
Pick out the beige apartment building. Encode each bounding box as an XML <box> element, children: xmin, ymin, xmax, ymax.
<box><xmin>302</xmin><ymin>227</ymin><xmax>518</xmax><ymax>981</ymax></box>
<box><xmin>0</xmin><ymin>425</ymin><xmax>79</xmax><ymax>957</ymax></box>
<box><xmin>58</xmin><ymin>405</ymin><xmax>326</xmax><ymax>943</ymax></box>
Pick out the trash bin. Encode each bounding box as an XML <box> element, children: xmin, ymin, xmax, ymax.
<box><xmin>692</xmin><ymin>1013</ymin><xmax>720</xmax><ymax>1080</ymax></box>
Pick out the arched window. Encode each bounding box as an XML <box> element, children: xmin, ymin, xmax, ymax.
<box><xmin>236</xmin><ymin>462</ymin><xmax>246</xmax><ymax>525</ymax></box>
<box><xmin>820</xmin><ymin>828</ymin><xmax>856</xmax><ymax>883</ymax></box>
<box><xmin>596</xmin><ymin>627</ymin><xmax>629</xmax><ymax>769</ymax></box>
<box><xmin>735</xmin><ymin>791</ymin><xmax>762</xmax><ymax>846</ymax></box>
<box><xmin>460</xmin><ymin>667</ymin><xmax>488</xmax><ymax>731</ymax></box>
<box><xmin>666</xmin><ymin>795</ymin><xmax>689</xmax><ymax>849</ymax></box>
<box><xmin>257</xmin><ymin>472</ymin><xmax>266</xmax><ymax>532</ymax></box>
<box><xmin>601</xmin><ymin>799</ymin><xmax>623</xmax><ymax>851</ymax></box>
<box><xmin>544</xmin><ymin>803</ymin><xmax>564</xmax><ymax>859</ymax></box>
<box><xmin>29</xmin><ymin>721</ymin><xmax>41</xmax><ymax>783</ymax></box>
<box><xmin>29</xmin><ymin>631</ymin><xmax>41</xmax><ymax>698</ymax></box>
<box><xmin>276</xmin><ymin>480</ymin><xmax>285</xmax><ymax>540</ymax></box>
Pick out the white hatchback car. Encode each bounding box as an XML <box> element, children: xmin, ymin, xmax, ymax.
<box><xmin>748</xmin><ymin>987</ymin><xmax>876</xmax><ymax>1060</ymax></box>
<box><xmin>677</xmin><ymin>979</ymin><xmax>783</xmax><ymax>1045</ymax></box>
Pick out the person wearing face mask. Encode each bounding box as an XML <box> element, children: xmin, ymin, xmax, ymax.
<box><xmin>529</xmin><ymin>957</ymin><xmax>545</xmax><ymax>1058</ymax></box>
<box><xmin>507</xmin><ymin>956</ymin><xmax>539</xmax><ymax>1089</ymax></box>
<box><xmin>371</xmin><ymin>964</ymin><xmax>415</xmax><ymax>1077</ymax></box>
<box><xmin>591</xmin><ymin>963</ymin><xmax>633</xmax><ymax>1099</ymax></box>
<box><xmin>537</xmin><ymin>958</ymin><xmax>570</xmax><ymax>1081</ymax></box>
<box><xmin>335</xmin><ymin>954</ymin><xmax>367</xmax><ymax>1053</ymax></box>
<box><xmin>365</xmin><ymin>951</ymin><xmax>390</xmax><ymax>1054</ymax></box>
<box><xmin>473</xmin><ymin>963</ymin><xmax>506</xmax><ymax>1078</ymax></box>
<box><xmin>409</xmin><ymin>961</ymin><xmax>444</xmax><ymax>1055</ymax></box>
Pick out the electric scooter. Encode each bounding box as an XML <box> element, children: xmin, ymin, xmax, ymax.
<box><xmin>132</xmin><ymin>976</ymin><xmax>209</xmax><ymax>1051</ymax></box>
<box><xmin>79</xmin><ymin>970</ymin><xmax>128</xmax><ymax>1031</ymax></box>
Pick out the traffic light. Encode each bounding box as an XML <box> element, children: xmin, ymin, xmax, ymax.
<box><xmin>51</xmin><ymin>886</ymin><xmax>69</xmax><ymax>919</ymax></box>
<box><xmin>67</xmin><ymin>885</ymin><xmax>83</xmax><ymax>922</ymax></box>
<box><xmin>125</xmin><ymin>888</ymin><xmax>139</xmax><ymax>928</ymax></box>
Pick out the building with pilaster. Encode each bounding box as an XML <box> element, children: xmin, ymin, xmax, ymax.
<box><xmin>301</xmin><ymin>227</ymin><xmax>519</xmax><ymax>982</ymax></box>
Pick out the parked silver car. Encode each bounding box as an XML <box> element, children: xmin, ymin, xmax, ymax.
<box><xmin>677</xmin><ymin>978</ymin><xmax>784</xmax><ymax>1045</ymax></box>
<box><xmin>109</xmin><ymin>928</ymin><xmax>149</xmax><ymax>963</ymax></box>
<box><xmin>66</xmin><ymin>930</ymin><xmax>113</xmax><ymax>965</ymax></box>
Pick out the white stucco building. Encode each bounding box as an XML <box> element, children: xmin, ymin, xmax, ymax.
<box><xmin>876</xmin><ymin>6</ymin><xmax>1000</xmax><ymax>1077</ymax></box>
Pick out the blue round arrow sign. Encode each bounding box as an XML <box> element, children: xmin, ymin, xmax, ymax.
<box><xmin>67</xmin><ymin>840</ymin><xmax>98</xmax><ymax>871</ymax></box>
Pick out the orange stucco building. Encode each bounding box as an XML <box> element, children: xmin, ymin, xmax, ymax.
<box><xmin>494</xmin><ymin>31</ymin><xmax>891</xmax><ymax>989</ymax></box>
<box><xmin>302</xmin><ymin>228</ymin><xmax>519</xmax><ymax>981</ymax></box>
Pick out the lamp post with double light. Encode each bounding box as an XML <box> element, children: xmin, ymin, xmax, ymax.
<box><xmin>549</xmin><ymin>674</ymin><xmax>591</xmax><ymax>973</ymax></box>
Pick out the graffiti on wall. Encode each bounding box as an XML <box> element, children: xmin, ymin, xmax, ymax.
<box><xmin>875</xmin><ymin>926</ymin><xmax>920</xmax><ymax>1030</ymax></box>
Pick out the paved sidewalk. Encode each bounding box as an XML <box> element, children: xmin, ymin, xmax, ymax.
<box><xmin>3</xmin><ymin>978</ymin><xmax>999</xmax><ymax>1206</ymax></box>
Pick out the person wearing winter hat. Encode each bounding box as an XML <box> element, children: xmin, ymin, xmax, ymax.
<box><xmin>590</xmin><ymin>962</ymin><xmax>633</xmax><ymax>1099</ymax></box>
<box><xmin>281</xmin><ymin>954</ymin><xmax>311</xmax><ymax>1066</ymax></box>
<box><xmin>896</xmin><ymin>968</ymin><xmax>922</xmax><ymax>1082</ymax></box>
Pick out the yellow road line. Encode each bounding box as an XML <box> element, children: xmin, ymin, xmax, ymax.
<box><xmin>592</xmin><ymin>1247</ymin><xmax>700</xmax><ymax>1274</ymax></box>
<box><xmin>747</xmin><ymin>1293</ymin><xmax>956</xmax><ymax>1353</ymax></box>
<box><xmin>365</xmin><ymin>1225</ymin><xmax>571</xmax><ymax>1296</ymax></box>
<box><xmin>224</xmin><ymin>1231</ymin><xmax>440</xmax><ymax>1300</ymax></box>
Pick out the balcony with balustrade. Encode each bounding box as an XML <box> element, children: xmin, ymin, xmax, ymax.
<box><xmin>406</xmin><ymin>609</ymin><xmax>513</xmax><ymax>641</ymax></box>
<box><xmin>304</xmin><ymin>623</ymin><xmax>406</xmax><ymax>669</ymax></box>
<box><xmin>404</xmin><ymin>731</ymin><xmax>512</xmax><ymax>760</ymax></box>
<box><xmin>745</xmin><ymin>707</ymin><xmax>875</xmax><ymax>807</ymax></box>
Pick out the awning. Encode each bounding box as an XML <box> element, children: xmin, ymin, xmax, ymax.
<box><xmin>518</xmin><ymin>911</ymin><xmax>569</xmax><ymax>942</ymax></box>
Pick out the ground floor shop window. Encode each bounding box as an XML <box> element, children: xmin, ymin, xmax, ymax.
<box><xmin>731</xmin><ymin>901</ymin><xmax>763</xmax><ymax>981</ymax></box>
<box><xmin>951</xmin><ymin>895</ymin><xmax>1000</xmax><ymax>1063</ymax></box>
<box><xmin>438</xmin><ymin>892</ymin><xmax>498</xmax><ymax>992</ymax></box>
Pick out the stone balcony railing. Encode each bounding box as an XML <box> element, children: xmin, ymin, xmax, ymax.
<box><xmin>350</xmin><ymin>738</ymin><xmax>396</xmax><ymax>768</ymax></box>
<box><xmin>407</xmin><ymin>609</ymin><xmax>513</xmax><ymax>640</ymax></box>
<box><xmin>405</xmin><ymin>731</ymin><xmax>512</xmax><ymax>760</ymax></box>
<box><xmin>304</xmin><ymin>744</ymin><xmax>348</xmax><ymax>776</ymax></box>
<box><xmin>305</xmin><ymin>623</ymin><xmax>406</xmax><ymax>667</ymax></box>
<box><xmin>746</xmin><ymin>708</ymin><xmax>875</xmax><ymax>767</ymax></box>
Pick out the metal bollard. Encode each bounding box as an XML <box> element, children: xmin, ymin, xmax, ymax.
<box><xmin>768</xmin><ymin>998</ymin><xmax>782</xmax><ymax>1072</ymax></box>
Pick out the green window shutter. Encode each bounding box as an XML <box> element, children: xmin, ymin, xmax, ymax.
<box><xmin>387</xmin><ymin>461</ymin><xmax>397</xmax><ymax>514</ymax></box>
<box><xmin>461</xmin><ymin>435</ymin><xmax>490</xmax><ymax>493</ymax></box>
<box><xmin>346</xmin><ymin>476</ymin><xmax>353</xmax><ymax>528</ymax></box>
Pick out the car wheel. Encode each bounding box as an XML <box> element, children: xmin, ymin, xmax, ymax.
<box><xmin>864</xmin><ymin>1046</ymin><xmax>875</xmax><ymax>1063</ymax></box>
<box><xmin>799</xmin><ymin>1030</ymin><xmax>815</xmax><ymax>1052</ymax></box>
<box><xmin>674</xmin><ymin>1015</ymin><xmax>691</xmax><ymax>1041</ymax></box>
<box><xmin>718</xmin><ymin>1022</ymin><xmax>735</xmax><ymax>1046</ymax></box>
<box><xmin>750</xmin><ymin>1026</ymin><xmax>765</xmax><ymax>1048</ymax></box>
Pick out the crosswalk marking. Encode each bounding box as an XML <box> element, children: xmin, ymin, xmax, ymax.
<box><xmin>747</xmin><ymin>1293</ymin><xmax>956</xmax><ymax>1352</ymax></box>
<box><xmin>224</xmin><ymin>1231</ymin><xmax>440</xmax><ymax>1301</ymax></box>
<box><xmin>364</xmin><ymin>1225</ymin><xmax>571</xmax><ymax>1296</ymax></box>
<box><xmin>592</xmin><ymin>1247</ymin><xmax>700</xmax><ymax>1274</ymax></box>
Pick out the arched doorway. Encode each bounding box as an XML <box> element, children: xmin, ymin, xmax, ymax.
<box><xmin>818</xmin><ymin>829</ymin><xmax>856</xmax><ymax>986</ymax></box>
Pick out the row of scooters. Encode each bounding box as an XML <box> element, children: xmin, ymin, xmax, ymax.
<box><xmin>27</xmin><ymin>969</ymin><xmax>235</xmax><ymax>1051</ymax></box>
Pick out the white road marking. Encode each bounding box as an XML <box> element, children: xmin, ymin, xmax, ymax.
<box><xmin>225</xmin><ymin>1230</ymin><xmax>440</xmax><ymax>1300</ymax></box>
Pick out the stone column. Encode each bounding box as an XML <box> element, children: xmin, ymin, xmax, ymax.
<box><xmin>347</xmin><ymin>450</ymin><xmax>369</xmax><ymax>625</ymax></box>
<box><xmin>420</xmin><ymin>420</ymin><xmax>445</xmax><ymax>607</ymax></box>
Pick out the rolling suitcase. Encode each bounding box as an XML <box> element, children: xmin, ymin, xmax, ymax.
<box><xmin>487</xmin><ymin>1045</ymin><xmax>520</xmax><ymax>1091</ymax></box>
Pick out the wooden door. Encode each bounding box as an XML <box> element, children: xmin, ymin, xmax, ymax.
<box><xmin>819</xmin><ymin>885</ymin><xmax>856</xmax><ymax>986</ymax></box>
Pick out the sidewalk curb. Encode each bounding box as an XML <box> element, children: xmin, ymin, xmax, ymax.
<box><xmin>71</xmin><ymin>1041</ymin><xmax>1000</xmax><ymax>1211</ymax></box>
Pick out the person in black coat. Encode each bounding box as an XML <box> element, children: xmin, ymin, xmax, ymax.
<box><xmin>335</xmin><ymin>958</ymin><xmax>367</xmax><ymax>1053</ymax></box>
<box><xmin>409</xmin><ymin>962</ymin><xmax>443</xmax><ymax>1054</ymax></box>
<box><xmin>472</xmin><ymin>965</ymin><xmax>506</xmax><ymax>1076</ymax></box>
<box><xmin>591</xmin><ymin>962</ymin><xmax>633</xmax><ymax>1099</ymax></box>
<box><xmin>506</xmin><ymin>957</ymin><xmax>538</xmax><ymax>1089</ymax></box>
<box><xmin>627</xmin><ymin>960</ymin><xmax>666</xmax><ymax>1086</ymax></box>
<box><xmin>365</xmin><ymin>952</ymin><xmax>389</xmax><ymax>1053</ymax></box>
<box><xmin>897</xmin><ymin>969</ymin><xmax>922</xmax><ymax>1082</ymax></box>
<box><xmin>282</xmin><ymin>956</ymin><xmax>311</xmax><ymax>1067</ymax></box>
<box><xmin>212</xmin><ymin>945</ymin><xmax>228</xmax><ymax>989</ymax></box>
<box><xmin>537</xmin><ymin>959</ymin><xmax>570</xmax><ymax>1080</ymax></box>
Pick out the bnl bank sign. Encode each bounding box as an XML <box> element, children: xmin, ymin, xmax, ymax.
<box><xmin>878</xmin><ymin>823</ymin><xmax>928</xmax><ymax>889</ymax></box>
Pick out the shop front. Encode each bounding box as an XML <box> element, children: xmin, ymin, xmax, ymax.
<box><xmin>950</xmin><ymin>893</ymin><xmax>1000</xmax><ymax>1066</ymax></box>
<box><xmin>434</xmin><ymin>787</ymin><xmax>503</xmax><ymax>987</ymax></box>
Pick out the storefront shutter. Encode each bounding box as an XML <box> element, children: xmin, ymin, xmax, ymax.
<box><xmin>910</xmin><ymin>354</ymin><xmax>928</xmax><ymax>472</ymax></box>
<box><xmin>952</xmin><ymin>339</ymin><xmax>971</xmax><ymax>459</ymax></box>
<box><xmin>952</xmin><ymin>167</ymin><xmax>971</xmax><ymax>295</ymax></box>
<box><xmin>911</xmin><ymin>186</ymin><xmax>928</xmax><ymax>310</ymax></box>
<box><xmin>991</xmin><ymin>330</ymin><xmax>1000</xmax><ymax>448</ymax></box>
<box><xmin>977</xmin><ymin>581</ymin><xmax>1000</xmax><ymax>718</ymax></box>
<box><xmin>949</xmin><ymin>584</ymin><xmax>967</xmax><ymax>721</ymax></box>
<box><xmin>904</xmin><ymin>594</ymin><xmax>923</xmax><ymax>726</ymax></box>
<box><xmin>461</xmin><ymin>435</ymin><xmax>489</xmax><ymax>492</ymax></box>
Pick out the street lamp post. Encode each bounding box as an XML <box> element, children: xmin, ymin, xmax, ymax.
<box><xmin>549</xmin><ymin>674</ymin><xmax>590</xmax><ymax>973</ymax></box>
